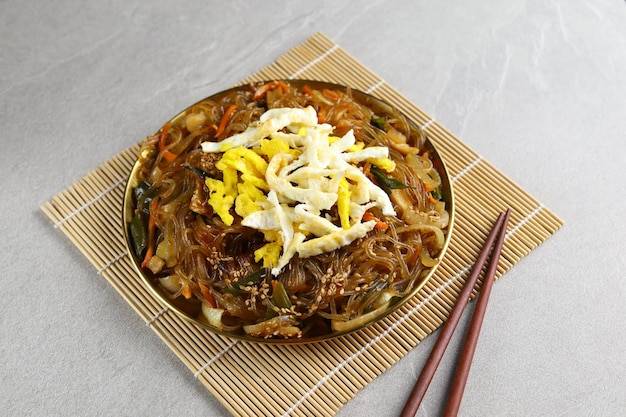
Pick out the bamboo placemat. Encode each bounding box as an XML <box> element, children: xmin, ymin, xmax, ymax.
<box><xmin>41</xmin><ymin>32</ymin><xmax>563</xmax><ymax>417</ymax></box>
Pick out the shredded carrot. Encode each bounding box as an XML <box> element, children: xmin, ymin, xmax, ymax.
<box><xmin>181</xmin><ymin>284</ymin><xmax>192</xmax><ymax>299</ymax></box>
<box><xmin>158</xmin><ymin>121</ymin><xmax>170</xmax><ymax>151</ymax></box>
<box><xmin>407</xmin><ymin>245</ymin><xmax>421</xmax><ymax>269</ymax></box>
<box><xmin>215</xmin><ymin>104</ymin><xmax>237</xmax><ymax>138</ymax></box>
<box><xmin>302</xmin><ymin>85</ymin><xmax>313</xmax><ymax>95</ymax></box>
<box><xmin>253</xmin><ymin>81</ymin><xmax>288</xmax><ymax>100</ymax></box>
<box><xmin>317</xmin><ymin>107</ymin><xmax>327</xmax><ymax>123</ymax></box>
<box><xmin>140</xmin><ymin>247</ymin><xmax>153</xmax><ymax>269</ymax></box>
<box><xmin>362</xmin><ymin>161</ymin><xmax>371</xmax><ymax>178</ymax></box>
<box><xmin>363</xmin><ymin>211</ymin><xmax>388</xmax><ymax>231</ymax></box>
<box><xmin>424</xmin><ymin>183</ymin><xmax>434</xmax><ymax>192</ymax></box>
<box><xmin>199</xmin><ymin>283</ymin><xmax>217</xmax><ymax>308</ymax></box>
<box><xmin>202</xmin><ymin>124</ymin><xmax>218</xmax><ymax>135</ymax></box>
<box><xmin>157</xmin><ymin>121</ymin><xmax>178</xmax><ymax>162</ymax></box>
<box><xmin>375</xmin><ymin>221</ymin><xmax>389</xmax><ymax>231</ymax></box>
<box><xmin>322</xmin><ymin>89</ymin><xmax>339</xmax><ymax>99</ymax></box>
<box><xmin>141</xmin><ymin>198</ymin><xmax>159</xmax><ymax>268</ymax></box>
<box><xmin>428</xmin><ymin>192</ymin><xmax>438</xmax><ymax>204</ymax></box>
<box><xmin>162</xmin><ymin>150</ymin><xmax>177</xmax><ymax>162</ymax></box>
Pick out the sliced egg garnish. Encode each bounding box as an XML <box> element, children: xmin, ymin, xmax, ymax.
<box><xmin>201</xmin><ymin>106</ymin><xmax>397</xmax><ymax>275</ymax></box>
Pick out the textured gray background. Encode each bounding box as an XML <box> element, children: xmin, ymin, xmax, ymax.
<box><xmin>2</xmin><ymin>1</ymin><xmax>625</xmax><ymax>416</ymax></box>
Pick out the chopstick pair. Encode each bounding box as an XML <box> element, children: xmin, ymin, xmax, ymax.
<box><xmin>400</xmin><ymin>209</ymin><xmax>511</xmax><ymax>417</ymax></box>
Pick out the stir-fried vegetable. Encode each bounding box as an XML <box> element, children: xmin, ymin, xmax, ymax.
<box><xmin>223</xmin><ymin>268</ymin><xmax>268</xmax><ymax>295</ymax></box>
<box><xmin>370</xmin><ymin>165</ymin><xmax>412</xmax><ymax>193</ymax></box>
<box><xmin>371</xmin><ymin>115</ymin><xmax>386</xmax><ymax>129</ymax></box>
<box><xmin>140</xmin><ymin>197</ymin><xmax>159</xmax><ymax>268</ymax></box>
<box><xmin>129</xmin><ymin>215</ymin><xmax>147</xmax><ymax>257</ymax></box>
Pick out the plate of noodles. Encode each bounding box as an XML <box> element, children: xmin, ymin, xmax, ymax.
<box><xmin>122</xmin><ymin>80</ymin><xmax>455</xmax><ymax>343</ymax></box>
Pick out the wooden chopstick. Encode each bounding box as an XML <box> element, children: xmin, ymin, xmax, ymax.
<box><xmin>400</xmin><ymin>209</ymin><xmax>511</xmax><ymax>417</ymax></box>
<box><xmin>442</xmin><ymin>208</ymin><xmax>510</xmax><ymax>416</ymax></box>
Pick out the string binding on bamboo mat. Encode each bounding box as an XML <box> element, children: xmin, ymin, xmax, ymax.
<box><xmin>41</xmin><ymin>32</ymin><xmax>563</xmax><ymax>417</ymax></box>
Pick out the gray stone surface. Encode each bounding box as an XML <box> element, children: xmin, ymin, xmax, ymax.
<box><xmin>2</xmin><ymin>1</ymin><xmax>625</xmax><ymax>415</ymax></box>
